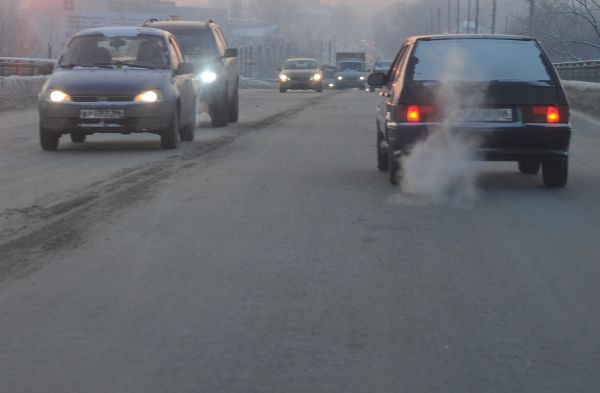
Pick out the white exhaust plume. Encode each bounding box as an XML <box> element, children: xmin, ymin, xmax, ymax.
<box><xmin>399</xmin><ymin>48</ymin><xmax>486</xmax><ymax>207</ymax></box>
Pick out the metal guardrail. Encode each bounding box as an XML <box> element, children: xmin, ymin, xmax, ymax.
<box><xmin>0</xmin><ymin>58</ymin><xmax>55</xmax><ymax>77</ymax></box>
<box><xmin>554</xmin><ymin>60</ymin><xmax>600</xmax><ymax>83</ymax></box>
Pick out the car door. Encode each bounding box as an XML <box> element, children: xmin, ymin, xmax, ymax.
<box><xmin>169</xmin><ymin>36</ymin><xmax>195</xmax><ymax>124</ymax></box>
<box><xmin>214</xmin><ymin>26</ymin><xmax>237</xmax><ymax>97</ymax></box>
<box><xmin>377</xmin><ymin>45</ymin><xmax>407</xmax><ymax>131</ymax></box>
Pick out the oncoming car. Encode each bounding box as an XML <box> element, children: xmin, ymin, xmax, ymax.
<box><xmin>279</xmin><ymin>58</ymin><xmax>323</xmax><ymax>93</ymax></box>
<box><xmin>369</xmin><ymin>35</ymin><xmax>572</xmax><ymax>188</ymax></box>
<box><xmin>38</xmin><ymin>27</ymin><xmax>197</xmax><ymax>150</ymax></box>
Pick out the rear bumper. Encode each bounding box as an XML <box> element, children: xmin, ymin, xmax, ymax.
<box><xmin>38</xmin><ymin>100</ymin><xmax>173</xmax><ymax>134</ymax></box>
<box><xmin>388</xmin><ymin>123</ymin><xmax>571</xmax><ymax>160</ymax></box>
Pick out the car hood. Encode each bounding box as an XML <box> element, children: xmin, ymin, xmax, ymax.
<box><xmin>46</xmin><ymin>68</ymin><xmax>169</xmax><ymax>96</ymax></box>
<box><xmin>281</xmin><ymin>69</ymin><xmax>319</xmax><ymax>77</ymax></box>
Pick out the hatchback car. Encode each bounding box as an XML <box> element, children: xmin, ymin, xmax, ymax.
<box><xmin>279</xmin><ymin>58</ymin><xmax>323</xmax><ymax>93</ymax></box>
<box><xmin>38</xmin><ymin>26</ymin><xmax>197</xmax><ymax>150</ymax></box>
<box><xmin>368</xmin><ymin>35</ymin><xmax>571</xmax><ymax>187</ymax></box>
<box><xmin>144</xmin><ymin>20</ymin><xmax>239</xmax><ymax>128</ymax></box>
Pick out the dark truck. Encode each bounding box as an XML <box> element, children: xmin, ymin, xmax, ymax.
<box><xmin>334</xmin><ymin>52</ymin><xmax>367</xmax><ymax>90</ymax></box>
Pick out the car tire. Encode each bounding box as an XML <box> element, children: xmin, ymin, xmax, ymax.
<box><xmin>518</xmin><ymin>160</ymin><xmax>540</xmax><ymax>174</ymax></box>
<box><xmin>40</xmin><ymin>124</ymin><xmax>59</xmax><ymax>151</ymax></box>
<box><xmin>180</xmin><ymin>110</ymin><xmax>196</xmax><ymax>142</ymax></box>
<box><xmin>377</xmin><ymin>131</ymin><xmax>388</xmax><ymax>172</ymax></box>
<box><xmin>280</xmin><ymin>87</ymin><xmax>287</xmax><ymax>93</ymax></box>
<box><xmin>211</xmin><ymin>92</ymin><xmax>230</xmax><ymax>128</ymax></box>
<box><xmin>542</xmin><ymin>157</ymin><xmax>568</xmax><ymax>188</ymax></box>
<box><xmin>388</xmin><ymin>148</ymin><xmax>400</xmax><ymax>186</ymax></box>
<box><xmin>161</xmin><ymin>112</ymin><xmax>179</xmax><ymax>150</ymax></box>
<box><xmin>70</xmin><ymin>133</ymin><xmax>86</xmax><ymax>143</ymax></box>
<box><xmin>228</xmin><ymin>88</ymin><xmax>239</xmax><ymax>123</ymax></box>
<box><xmin>316</xmin><ymin>86</ymin><xmax>323</xmax><ymax>93</ymax></box>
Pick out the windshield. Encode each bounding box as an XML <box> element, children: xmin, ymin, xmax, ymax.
<box><xmin>284</xmin><ymin>60</ymin><xmax>318</xmax><ymax>70</ymax></box>
<box><xmin>170</xmin><ymin>30</ymin><xmax>218</xmax><ymax>58</ymax></box>
<box><xmin>58</xmin><ymin>34</ymin><xmax>169</xmax><ymax>69</ymax></box>
<box><xmin>410</xmin><ymin>39</ymin><xmax>553</xmax><ymax>82</ymax></box>
<box><xmin>339</xmin><ymin>62</ymin><xmax>364</xmax><ymax>72</ymax></box>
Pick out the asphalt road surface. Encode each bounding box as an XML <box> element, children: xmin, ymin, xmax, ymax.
<box><xmin>0</xmin><ymin>89</ymin><xmax>599</xmax><ymax>393</ymax></box>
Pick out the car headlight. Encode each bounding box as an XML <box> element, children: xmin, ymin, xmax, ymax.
<box><xmin>199</xmin><ymin>71</ymin><xmax>218</xmax><ymax>84</ymax></box>
<box><xmin>49</xmin><ymin>90</ymin><xmax>71</xmax><ymax>103</ymax></box>
<box><xmin>135</xmin><ymin>90</ymin><xmax>162</xmax><ymax>103</ymax></box>
<box><xmin>312</xmin><ymin>73</ymin><xmax>322</xmax><ymax>81</ymax></box>
<box><xmin>279</xmin><ymin>74</ymin><xmax>288</xmax><ymax>82</ymax></box>
<box><xmin>337</xmin><ymin>76</ymin><xmax>343</xmax><ymax>80</ymax></box>
<box><xmin>328</xmin><ymin>83</ymin><xmax>335</xmax><ymax>88</ymax></box>
<box><xmin>359</xmin><ymin>76</ymin><xmax>366</xmax><ymax>80</ymax></box>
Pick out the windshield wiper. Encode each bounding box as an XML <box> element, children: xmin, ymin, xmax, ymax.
<box><xmin>59</xmin><ymin>64</ymin><xmax>96</xmax><ymax>69</ymax></box>
<box><xmin>94</xmin><ymin>61</ymin><xmax>162</xmax><ymax>70</ymax></box>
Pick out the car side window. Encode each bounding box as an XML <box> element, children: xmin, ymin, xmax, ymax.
<box><xmin>168</xmin><ymin>37</ymin><xmax>182</xmax><ymax>70</ymax></box>
<box><xmin>386</xmin><ymin>46</ymin><xmax>407</xmax><ymax>88</ymax></box>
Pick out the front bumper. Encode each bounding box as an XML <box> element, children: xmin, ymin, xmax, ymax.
<box><xmin>336</xmin><ymin>78</ymin><xmax>365</xmax><ymax>89</ymax></box>
<box><xmin>38</xmin><ymin>100</ymin><xmax>173</xmax><ymax>134</ymax></box>
<box><xmin>387</xmin><ymin>122</ymin><xmax>571</xmax><ymax>161</ymax></box>
<box><xmin>280</xmin><ymin>80</ymin><xmax>322</xmax><ymax>90</ymax></box>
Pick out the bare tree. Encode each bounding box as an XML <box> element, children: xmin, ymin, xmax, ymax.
<box><xmin>0</xmin><ymin>3</ymin><xmax>34</xmax><ymax>57</ymax></box>
<box><xmin>250</xmin><ymin>0</ymin><xmax>297</xmax><ymax>26</ymax></box>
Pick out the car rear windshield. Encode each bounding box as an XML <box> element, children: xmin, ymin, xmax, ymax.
<box><xmin>284</xmin><ymin>60</ymin><xmax>318</xmax><ymax>70</ymax></box>
<box><xmin>171</xmin><ymin>30</ymin><xmax>219</xmax><ymax>58</ymax></box>
<box><xmin>410</xmin><ymin>39</ymin><xmax>554</xmax><ymax>83</ymax></box>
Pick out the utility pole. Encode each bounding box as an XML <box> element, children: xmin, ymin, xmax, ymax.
<box><xmin>528</xmin><ymin>0</ymin><xmax>536</xmax><ymax>36</ymax></box>
<box><xmin>467</xmin><ymin>0</ymin><xmax>471</xmax><ymax>33</ymax></box>
<box><xmin>491</xmin><ymin>0</ymin><xmax>497</xmax><ymax>34</ymax></box>
<box><xmin>456</xmin><ymin>0</ymin><xmax>461</xmax><ymax>33</ymax></box>
<box><xmin>437</xmin><ymin>7</ymin><xmax>442</xmax><ymax>34</ymax></box>
<box><xmin>475</xmin><ymin>0</ymin><xmax>480</xmax><ymax>33</ymax></box>
<box><xmin>447</xmin><ymin>0</ymin><xmax>452</xmax><ymax>33</ymax></box>
<box><xmin>430</xmin><ymin>14</ymin><xmax>434</xmax><ymax>34</ymax></box>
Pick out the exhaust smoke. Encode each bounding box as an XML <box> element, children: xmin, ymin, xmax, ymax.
<box><xmin>398</xmin><ymin>49</ymin><xmax>487</xmax><ymax>207</ymax></box>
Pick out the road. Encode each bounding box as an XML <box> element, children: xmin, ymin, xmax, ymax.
<box><xmin>0</xmin><ymin>89</ymin><xmax>599</xmax><ymax>392</ymax></box>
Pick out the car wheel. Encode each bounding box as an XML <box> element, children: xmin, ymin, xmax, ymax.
<box><xmin>228</xmin><ymin>88</ymin><xmax>239</xmax><ymax>123</ymax></box>
<box><xmin>211</xmin><ymin>92</ymin><xmax>230</xmax><ymax>128</ymax></box>
<box><xmin>377</xmin><ymin>131</ymin><xmax>388</xmax><ymax>172</ymax></box>
<box><xmin>180</xmin><ymin>110</ymin><xmax>196</xmax><ymax>142</ymax></box>
<box><xmin>388</xmin><ymin>148</ymin><xmax>400</xmax><ymax>186</ymax></box>
<box><xmin>542</xmin><ymin>157</ymin><xmax>568</xmax><ymax>188</ymax></box>
<box><xmin>279</xmin><ymin>87</ymin><xmax>287</xmax><ymax>93</ymax></box>
<box><xmin>518</xmin><ymin>160</ymin><xmax>540</xmax><ymax>174</ymax></box>
<box><xmin>39</xmin><ymin>124</ymin><xmax>59</xmax><ymax>151</ymax></box>
<box><xmin>316</xmin><ymin>86</ymin><xmax>323</xmax><ymax>93</ymax></box>
<box><xmin>70</xmin><ymin>133</ymin><xmax>86</xmax><ymax>143</ymax></box>
<box><xmin>161</xmin><ymin>112</ymin><xmax>179</xmax><ymax>150</ymax></box>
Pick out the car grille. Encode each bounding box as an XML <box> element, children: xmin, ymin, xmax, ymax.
<box><xmin>290</xmin><ymin>76</ymin><xmax>309</xmax><ymax>82</ymax></box>
<box><xmin>71</xmin><ymin>96</ymin><xmax>135</xmax><ymax>102</ymax></box>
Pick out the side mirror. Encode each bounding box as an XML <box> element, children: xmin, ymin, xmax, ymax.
<box><xmin>224</xmin><ymin>48</ymin><xmax>238</xmax><ymax>58</ymax></box>
<box><xmin>367</xmin><ymin>72</ymin><xmax>386</xmax><ymax>87</ymax></box>
<box><xmin>38</xmin><ymin>63</ymin><xmax>54</xmax><ymax>75</ymax></box>
<box><xmin>177</xmin><ymin>62</ymin><xmax>195</xmax><ymax>75</ymax></box>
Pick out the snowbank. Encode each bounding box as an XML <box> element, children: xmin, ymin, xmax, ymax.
<box><xmin>0</xmin><ymin>76</ymin><xmax>47</xmax><ymax>110</ymax></box>
<box><xmin>239</xmin><ymin>76</ymin><xmax>277</xmax><ymax>90</ymax></box>
<box><xmin>562</xmin><ymin>80</ymin><xmax>600</xmax><ymax>117</ymax></box>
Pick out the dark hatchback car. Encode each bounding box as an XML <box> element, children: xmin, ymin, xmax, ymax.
<box><xmin>144</xmin><ymin>20</ymin><xmax>239</xmax><ymax>127</ymax></box>
<box><xmin>369</xmin><ymin>35</ymin><xmax>572</xmax><ymax>187</ymax></box>
<box><xmin>38</xmin><ymin>26</ymin><xmax>197</xmax><ymax>150</ymax></box>
<box><xmin>279</xmin><ymin>58</ymin><xmax>323</xmax><ymax>93</ymax></box>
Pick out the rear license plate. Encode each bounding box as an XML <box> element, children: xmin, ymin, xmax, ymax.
<box><xmin>450</xmin><ymin>108</ymin><xmax>513</xmax><ymax>122</ymax></box>
<box><xmin>80</xmin><ymin>109</ymin><xmax>124</xmax><ymax>119</ymax></box>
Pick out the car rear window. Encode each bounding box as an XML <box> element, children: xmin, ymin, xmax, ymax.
<box><xmin>410</xmin><ymin>39</ymin><xmax>553</xmax><ymax>83</ymax></box>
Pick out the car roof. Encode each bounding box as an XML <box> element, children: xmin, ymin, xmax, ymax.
<box><xmin>406</xmin><ymin>34</ymin><xmax>534</xmax><ymax>44</ymax></box>
<box><xmin>145</xmin><ymin>21</ymin><xmax>213</xmax><ymax>31</ymax></box>
<box><xmin>74</xmin><ymin>26</ymin><xmax>168</xmax><ymax>38</ymax></box>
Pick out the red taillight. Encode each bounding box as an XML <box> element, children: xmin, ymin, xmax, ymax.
<box><xmin>398</xmin><ymin>105</ymin><xmax>434</xmax><ymax>123</ymax></box>
<box><xmin>525</xmin><ymin>106</ymin><xmax>569</xmax><ymax>123</ymax></box>
<box><xmin>407</xmin><ymin>105</ymin><xmax>421</xmax><ymax>122</ymax></box>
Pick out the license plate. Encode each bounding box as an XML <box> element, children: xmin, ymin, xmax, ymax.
<box><xmin>80</xmin><ymin>109</ymin><xmax>124</xmax><ymax>119</ymax></box>
<box><xmin>450</xmin><ymin>108</ymin><xmax>513</xmax><ymax>122</ymax></box>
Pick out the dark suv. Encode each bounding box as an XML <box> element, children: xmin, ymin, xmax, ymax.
<box><xmin>144</xmin><ymin>20</ymin><xmax>239</xmax><ymax>127</ymax></box>
<box><xmin>368</xmin><ymin>35</ymin><xmax>571</xmax><ymax>187</ymax></box>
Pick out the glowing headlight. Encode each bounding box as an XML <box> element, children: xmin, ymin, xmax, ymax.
<box><xmin>328</xmin><ymin>83</ymin><xmax>335</xmax><ymax>88</ymax></box>
<box><xmin>312</xmin><ymin>73</ymin><xmax>322</xmax><ymax>81</ymax></box>
<box><xmin>49</xmin><ymin>90</ymin><xmax>71</xmax><ymax>103</ymax></box>
<box><xmin>337</xmin><ymin>76</ymin><xmax>343</xmax><ymax>80</ymax></box>
<box><xmin>279</xmin><ymin>74</ymin><xmax>288</xmax><ymax>82</ymax></box>
<box><xmin>135</xmin><ymin>90</ymin><xmax>161</xmax><ymax>103</ymax></box>
<box><xmin>359</xmin><ymin>76</ymin><xmax>366</xmax><ymax>80</ymax></box>
<box><xmin>200</xmin><ymin>71</ymin><xmax>218</xmax><ymax>84</ymax></box>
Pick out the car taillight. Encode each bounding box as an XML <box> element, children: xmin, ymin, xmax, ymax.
<box><xmin>398</xmin><ymin>105</ymin><xmax>435</xmax><ymax>123</ymax></box>
<box><xmin>524</xmin><ymin>105</ymin><xmax>569</xmax><ymax>124</ymax></box>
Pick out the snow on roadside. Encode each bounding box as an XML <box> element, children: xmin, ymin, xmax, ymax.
<box><xmin>0</xmin><ymin>76</ymin><xmax>47</xmax><ymax>110</ymax></box>
<box><xmin>562</xmin><ymin>80</ymin><xmax>600</xmax><ymax>118</ymax></box>
<box><xmin>239</xmin><ymin>76</ymin><xmax>277</xmax><ymax>90</ymax></box>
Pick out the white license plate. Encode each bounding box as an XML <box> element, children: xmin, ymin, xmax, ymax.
<box><xmin>450</xmin><ymin>108</ymin><xmax>513</xmax><ymax>122</ymax></box>
<box><xmin>80</xmin><ymin>109</ymin><xmax>124</xmax><ymax>119</ymax></box>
